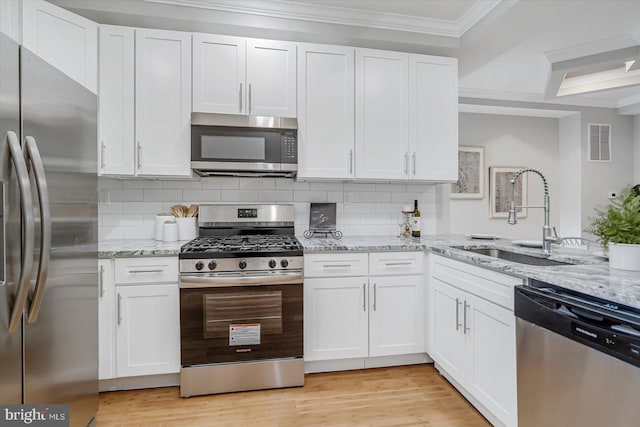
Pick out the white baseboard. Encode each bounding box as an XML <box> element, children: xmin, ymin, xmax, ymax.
<box><xmin>99</xmin><ymin>373</ymin><xmax>179</xmax><ymax>392</ymax></box>
<box><xmin>305</xmin><ymin>353</ymin><xmax>432</xmax><ymax>374</ymax></box>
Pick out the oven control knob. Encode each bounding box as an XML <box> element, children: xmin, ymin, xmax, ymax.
<box><xmin>280</xmin><ymin>259</ymin><xmax>289</xmax><ymax>268</ymax></box>
<box><xmin>195</xmin><ymin>261</ymin><xmax>204</xmax><ymax>271</ymax></box>
<box><xmin>239</xmin><ymin>260</ymin><xmax>247</xmax><ymax>270</ymax></box>
<box><xmin>208</xmin><ymin>260</ymin><xmax>217</xmax><ymax>270</ymax></box>
<box><xmin>268</xmin><ymin>259</ymin><xmax>277</xmax><ymax>269</ymax></box>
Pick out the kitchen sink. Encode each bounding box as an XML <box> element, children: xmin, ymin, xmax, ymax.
<box><xmin>454</xmin><ymin>247</ymin><xmax>573</xmax><ymax>266</ymax></box>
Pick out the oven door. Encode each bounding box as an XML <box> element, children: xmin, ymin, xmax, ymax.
<box><xmin>179</xmin><ymin>271</ymin><xmax>303</xmax><ymax>366</ymax></box>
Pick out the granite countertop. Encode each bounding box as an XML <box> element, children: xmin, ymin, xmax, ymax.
<box><xmin>100</xmin><ymin>235</ymin><xmax>640</xmax><ymax>310</ymax></box>
<box><xmin>99</xmin><ymin>239</ymin><xmax>183</xmax><ymax>258</ymax></box>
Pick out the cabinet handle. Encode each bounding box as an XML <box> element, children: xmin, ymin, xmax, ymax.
<box><xmin>373</xmin><ymin>283</ymin><xmax>377</xmax><ymax>311</ymax></box>
<box><xmin>403</xmin><ymin>152</ymin><xmax>408</xmax><ymax>175</ymax></box>
<box><xmin>412</xmin><ymin>152</ymin><xmax>416</xmax><ymax>175</ymax></box>
<box><xmin>463</xmin><ymin>301</ymin><xmax>470</xmax><ymax>334</ymax></box>
<box><xmin>100</xmin><ymin>141</ymin><xmax>106</xmax><ymax>169</ymax></box>
<box><xmin>129</xmin><ymin>269</ymin><xmax>164</xmax><ymax>274</ymax></box>
<box><xmin>362</xmin><ymin>283</ymin><xmax>366</xmax><ymax>312</ymax></box>
<box><xmin>384</xmin><ymin>261</ymin><xmax>412</xmax><ymax>266</ymax></box>
<box><xmin>322</xmin><ymin>264</ymin><xmax>352</xmax><ymax>268</ymax></box>
<box><xmin>99</xmin><ymin>265</ymin><xmax>105</xmax><ymax>298</ymax></box>
<box><xmin>239</xmin><ymin>83</ymin><xmax>243</xmax><ymax>113</ymax></box>
<box><xmin>117</xmin><ymin>293</ymin><xmax>122</xmax><ymax>325</ymax></box>
<box><xmin>455</xmin><ymin>298</ymin><xmax>462</xmax><ymax>331</ymax></box>
<box><xmin>248</xmin><ymin>83</ymin><xmax>252</xmax><ymax>114</ymax></box>
<box><xmin>349</xmin><ymin>149</ymin><xmax>353</xmax><ymax>175</ymax></box>
<box><xmin>137</xmin><ymin>141</ymin><xmax>142</xmax><ymax>170</ymax></box>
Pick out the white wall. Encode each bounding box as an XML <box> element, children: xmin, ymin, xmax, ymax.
<box><xmin>451</xmin><ymin>113</ymin><xmax>559</xmax><ymax>240</ymax></box>
<box><xmin>558</xmin><ymin>113</ymin><xmax>582</xmax><ymax>236</ymax></box>
<box><xmin>98</xmin><ymin>177</ymin><xmax>437</xmax><ymax>240</ymax></box>
<box><xmin>580</xmin><ymin>108</ymin><xmax>635</xmax><ymax>235</ymax></box>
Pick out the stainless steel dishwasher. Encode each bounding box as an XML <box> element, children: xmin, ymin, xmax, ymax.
<box><xmin>515</xmin><ymin>281</ymin><xmax>640</xmax><ymax>427</ymax></box>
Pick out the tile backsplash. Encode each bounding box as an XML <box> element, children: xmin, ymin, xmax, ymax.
<box><xmin>98</xmin><ymin>177</ymin><xmax>437</xmax><ymax>240</ymax></box>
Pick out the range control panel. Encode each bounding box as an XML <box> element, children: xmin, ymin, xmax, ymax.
<box><xmin>237</xmin><ymin>208</ymin><xmax>258</xmax><ymax>218</ymax></box>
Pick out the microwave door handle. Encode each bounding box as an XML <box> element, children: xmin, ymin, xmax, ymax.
<box><xmin>24</xmin><ymin>136</ymin><xmax>51</xmax><ymax>324</ymax></box>
<box><xmin>6</xmin><ymin>131</ymin><xmax>35</xmax><ymax>333</ymax></box>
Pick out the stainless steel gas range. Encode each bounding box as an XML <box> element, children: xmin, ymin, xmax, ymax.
<box><xmin>178</xmin><ymin>204</ymin><xmax>304</xmax><ymax>397</ymax></box>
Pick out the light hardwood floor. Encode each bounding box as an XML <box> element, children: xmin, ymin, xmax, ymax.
<box><xmin>97</xmin><ymin>364</ymin><xmax>491</xmax><ymax>426</ymax></box>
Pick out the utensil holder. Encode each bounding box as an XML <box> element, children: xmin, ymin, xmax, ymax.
<box><xmin>177</xmin><ymin>217</ymin><xmax>197</xmax><ymax>241</ymax></box>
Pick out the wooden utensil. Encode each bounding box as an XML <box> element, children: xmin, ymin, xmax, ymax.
<box><xmin>187</xmin><ymin>204</ymin><xmax>198</xmax><ymax>217</ymax></box>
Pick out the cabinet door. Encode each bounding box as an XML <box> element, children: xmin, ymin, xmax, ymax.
<box><xmin>409</xmin><ymin>54</ymin><xmax>458</xmax><ymax>181</ymax></box>
<box><xmin>22</xmin><ymin>0</ymin><xmax>97</xmax><ymax>93</ymax></box>
<box><xmin>246</xmin><ymin>39</ymin><xmax>296</xmax><ymax>117</ymax></box>
<box><xmin>0</xmin><ymin>0</ymin><xmax>21</xmax><ymax>43</ymax></box>
<box><xmin>135</xmin><ymin>29</ymin><xmax>191</xmax><ymax>176</ymax></box>
<box><xmin>98</xmin><ymin>260</ymin><xmax>115</xmax><ymax>380</ymax></box>
<box><xmin>304</xmin><ymin>277</ymin><xmax>368</xmax><ymax>361</ymax></box>
<box><xmin>430</xmin><ymin>278</ymin><xmax>466</xmax><ymax>384</ymax></box>
<box><xmin>98</xmin><ymin>25</ymin><xmax>135</xmax><ymax>176</ymax></box>
<box><xmin>116</xmin><ymin>284</ymin><xmax>180</xmax><ymax>377</ymax></box>
<box><xmin>297</xmin><ymin>44</ymin><xmax>355</xmax><ymax>179</ymax></box>
<box><xmin>465</xmin><ymin>293</ymin><xmax>517</xmax><ymax>427</ymax></box>
<box><xmin>192</xmin><ymin>34</ymin><xmax>246</xmax><ymax>114</ymax></box>
<box><xmin>355</xmin><ymin>49</ymin><xmax>408</xmax><ymax>180</ymax></box>
<box><xmin>369</xmin><ymin>275</ymin><xmax>424</xmax><ymax>357</ymax></box>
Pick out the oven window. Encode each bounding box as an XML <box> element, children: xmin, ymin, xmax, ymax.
<box><xmin>201</xmin><ymin>135</ymin><xmax>266</xmax><ymax>160</ymax></box>
<box><xmin>203</xmin><ymin>290</ymin><xmax>283</xmax><ymax>340</ymax></box>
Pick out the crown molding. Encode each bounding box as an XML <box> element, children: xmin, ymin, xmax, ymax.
<box><xmin>142</xmin><ymin>0</ymin><xmax>502</xmax><ymax>37</ymax></box>
<box><xmin>459</xmin><ymin>87</ymin><xmax>620</xmax><ymax>109</ymax></box>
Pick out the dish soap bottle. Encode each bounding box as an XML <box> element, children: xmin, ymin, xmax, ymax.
<box><xmin>411</xmin><ymin>200</ymin><xmax>421</xmax><ymax>238</ymax></box>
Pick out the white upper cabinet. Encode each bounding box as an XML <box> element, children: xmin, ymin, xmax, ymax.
<box><xmin>192</xmin><ymin>34</ymin><xmax>246</xmax><ymax>114</ymax></box>
<box><xmin>409</xmin><ymin>54</ymin><xmax>458</xmax><ymax>181</ymax></box>
<box><xmin>0</xmin><ymin>0</ymin><xmax>21</xmax><ymax>43</ymax></box>
<box><xmin>99</xmin><ymin>25</ymin><xmax>135</xmax><ymax>175</ymax></box>
<box><xmin>22</xmin><ymin>0</ymin><xmax>97</xmax><ymax>93</ymax></box>
<box><xmin>246</xmin><ymin>39</ymin><xmax>297</xmax><ymax>117</ymax></box>
<box><xmin>192</xmin><ymin>36</ymin><xmax>296</xmax><ymax>118</ymax></box>
<box><xmin>297</xmin><ymin>43</ymin><xmax>355</xmax><ymax>179</ymax></box>
<box><xmin>355</xmin><ymin>49</ymin><xmax>409</xmax><ymax>180</ymax></box>
<box><xmin>135</xmin><ymin>28</ymin><xmax>191</xmax><ymax>177</ymax></box>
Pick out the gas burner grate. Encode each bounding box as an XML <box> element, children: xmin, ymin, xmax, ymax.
<box><xmin>181</xmin><ymin>235</ymin><xmax>303</xmax><ymax>254</ymax></box>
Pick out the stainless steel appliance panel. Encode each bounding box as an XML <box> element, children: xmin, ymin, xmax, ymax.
<box><xmin>21</xmin><ymin>47</ymin><xmax>98</xmax><ymax>426</ymax></box>
<box><xmin>0</xmin><ymin>31</ymin><xmax>23</xmax><ymax>406</ymax></box>
<box><xmin>517</xmin><ymin>318</ymin><xmax>640</xmax><ymax>427</ymax></box>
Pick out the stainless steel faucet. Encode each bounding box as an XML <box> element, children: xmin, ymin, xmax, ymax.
<box><xmin>507</xmin><ymin>168</ymin><xmax>559</xmax><ymax>253</ymax></box>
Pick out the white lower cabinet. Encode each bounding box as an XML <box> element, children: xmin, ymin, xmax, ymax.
<box><xmin>99</xmin><ymin>256</ymin><xmax>180</xmax><ymax>382</ymax></box>
<box><xmin>304</xmin><ymin>252</ymin><xmax>425</xmax><ymax>365</ymax></box>
<box><xmin>115</xmin><ymin>283</ymin><xmax>180</xmax><ymax>377</ymax></box>
<box><xmin>429</xmin><ymin>255</ymin><xmax>520</xmax><ymax>427</ymax></box>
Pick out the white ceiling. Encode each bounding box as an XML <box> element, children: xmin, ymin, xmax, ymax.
<box><xmin>53</xmin><ymin>0</ymin><xmax>640</xmax><ymax>112</ymax></box>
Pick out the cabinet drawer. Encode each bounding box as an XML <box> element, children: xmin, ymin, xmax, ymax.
<box><xmin>369</xmin><ymin>252</ymin><xmax>424</xmax><ymax>276</ymax></box>
<box><xmin>114</xmin><ymin>257</ymin><xmax>178</xmax><ymax>284</ymax></box>
<box><xmin>304</xmin><ymin>253</ymin><xmax>368</xmax><ymax>277</ymax></box>
<box><xmin>430</xmin><ymin>255</ymin><xmax>522</xmax><ymax>311</ymax></box>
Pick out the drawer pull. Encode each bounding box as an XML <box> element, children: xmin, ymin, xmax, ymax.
<box><xmin>384</xmin><ymin>261</ymin><xmax>413</xmax><ymax>266</ymax></box>
<box><xmin>129</xmin><ymin>269</ymin><xmax>165</xmax><ymax>274</ymax></box>
<box><xmin>322</xmin><ymin>264</ymin><xmax>352</xmax><ymax>268</ymax></box>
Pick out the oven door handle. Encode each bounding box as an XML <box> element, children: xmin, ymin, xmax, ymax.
<box><xmin>179</xmin><ymin>271</ymin><xmax>304</xmax><ymax>288</ymax></box>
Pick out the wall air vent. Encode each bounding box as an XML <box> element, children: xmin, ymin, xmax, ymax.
<box><xmin>588</xmin><ymin>123</ymin><xmax>611</xmax><ymax>162</ymax></box>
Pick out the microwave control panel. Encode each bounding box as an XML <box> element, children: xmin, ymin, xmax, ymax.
<box><xmin>281</xmin><ymin>131</ymin><xmax>297</xmax><ymax>163</ymax></box>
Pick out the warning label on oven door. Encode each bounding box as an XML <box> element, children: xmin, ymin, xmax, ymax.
<box><xmin>229</xmin><ymin>323</ymin><xmax>261</xmax><ymax>346</ymax></box>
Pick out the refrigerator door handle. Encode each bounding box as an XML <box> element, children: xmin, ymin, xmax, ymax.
<box><xmin>24</xmin><ymin>136</ymin><xmax>51</xmax><ymax>324</ymax></box>
<box><xmin>6</xmin><ymin>131</ymin><xmax>35</xmax><ymax>333</ymax></box>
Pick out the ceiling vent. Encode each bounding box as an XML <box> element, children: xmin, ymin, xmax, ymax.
<box><xmin>588</xmin><ymin>123</ymin><xmax>611</xmax><ymax>162</ymax></box>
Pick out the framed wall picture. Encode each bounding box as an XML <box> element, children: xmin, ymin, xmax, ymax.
<box><xmin>308</xmin><ymin>203</ymin><xmax>337</xmax><ymax>232</ymax></box>
<box><xmin>451</xmin><ymin>146</ymin><xmax>485</xmax><ymax>199</ymax></box>
<box><xmin>490</xmin><ymin>166</ymin><xmax>527</xmax><ymax>219</ymax></box>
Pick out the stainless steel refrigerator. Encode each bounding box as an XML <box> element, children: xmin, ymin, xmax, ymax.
<box><xmin>0</xmin><ymin>31</ymin><xmax>98</xmax><ymax>426</ymax></box>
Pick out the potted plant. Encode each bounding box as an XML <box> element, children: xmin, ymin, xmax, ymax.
<box><xmin>587</xmin><ymin>186</ymin><xmax>640</xmax><ymax>271</ymax></box>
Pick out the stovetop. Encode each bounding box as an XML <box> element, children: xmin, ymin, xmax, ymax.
<box><xmin>180</xmin><ymin>234</ymin><xmax>303</xmax><ymax>259</ymax></box>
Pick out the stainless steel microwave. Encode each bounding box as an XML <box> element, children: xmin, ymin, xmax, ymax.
<box><xmin>191</xmin><ymin>113</ymin><xmax>298</xmax><ymax>177</ymax></box>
